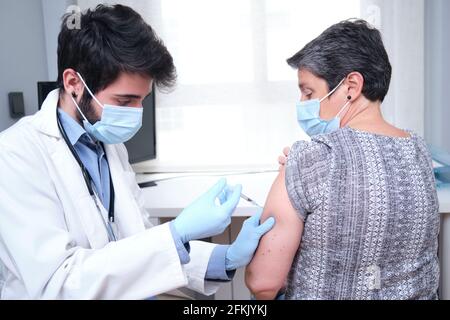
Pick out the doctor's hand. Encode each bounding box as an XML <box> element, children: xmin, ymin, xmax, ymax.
<box><xmin>225</xmin><ymin>209</ymin><xmax>275</xmax><ymax>270</ymax></box>
<box><xmin>173</xmin><ymin>178</ymin><xmax>242</xmax><ymax>244</ymax></box>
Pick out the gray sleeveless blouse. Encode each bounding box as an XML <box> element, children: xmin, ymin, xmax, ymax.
<box><xmin>285</xmin><ymin>127</ymin><xmax>440</xmax><ymax>300</ymax></box>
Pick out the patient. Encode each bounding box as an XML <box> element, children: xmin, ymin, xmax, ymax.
<box><xmin>245</xmin><ymin>19</ymin><xmax>440</xmax><ymax>300</ymax></box>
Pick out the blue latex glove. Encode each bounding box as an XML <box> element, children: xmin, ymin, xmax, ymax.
<box><xmin>173</xmin><ymin>178</ymin><xmax>242</xmax><ymax>243</ymax></box>
<box><xmin>225</xmin><ymin>209</ymin><xmax>275</xmax><ymax>270</ymax></box>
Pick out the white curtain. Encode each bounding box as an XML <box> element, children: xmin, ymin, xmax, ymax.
<box><xmin>76</xmin><ymin>0</ymin><xmax>424</xmax><ymax>172</ymax></box>
<box><xmin>424</xmin><ymin>0</ymin><xmax>450</xmax><ymax>155</ymax></box>
<box><xmin>360</xmin><ymin>0</ymin><xmax>425</xmax><ymax>136</ymax></box>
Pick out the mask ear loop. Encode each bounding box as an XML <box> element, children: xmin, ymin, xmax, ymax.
<box><xmin>336</xmin><ymin>95</ymin><xmax>352</xmax><ymax>119</ymax></box>
<box><xmin>76</xmin><ymin>72</ymin><xmax>104</xmax><ymax>109</ymax></box>
<box><xmin>70</xmin><ymin>93</ymin><xmax>90</xmax><ymax>123</ymax></box>
<box><xmin>320</xmin><ymin>78</ymin><xmax>346</xmax><ymax>103</ymax></box>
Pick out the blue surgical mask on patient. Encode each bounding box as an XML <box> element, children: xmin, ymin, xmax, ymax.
<box><xmin>70</xmin><ymin>72</ymin><xmax>143</xmax><ymax>144</ymax></box>
<box><xmin>296</xmin><ymin>78</ymin><xmax>351</xmax><ymax>137</ymax></box>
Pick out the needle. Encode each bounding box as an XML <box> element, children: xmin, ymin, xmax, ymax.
<box><xmin>240</xmin><ymin>193</ymin><xmax>262</xmax><ymax>208</ymax></box>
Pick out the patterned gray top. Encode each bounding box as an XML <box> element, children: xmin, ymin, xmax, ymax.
<box><xmin>284</xmin><ymin>127</ymin><xmax>440</xmax><ymax>300</ymax></box>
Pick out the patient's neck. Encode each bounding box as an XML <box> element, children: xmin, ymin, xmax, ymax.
<box><xmin>342</xmin><ymin>99</ymin><xmax>410</xmax><ymax>138</ymax></box>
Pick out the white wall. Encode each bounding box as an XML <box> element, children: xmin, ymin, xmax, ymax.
<box><xmin>361</xmin><ymin>0</ymin><xmax>425</xmax><ymax>136</ymax></box>
<box><xmin>0</xmin><ymin>0</ymin><xmax>49</xmax><ymax>131</ymax></box>
<box><xmin>0</xmin><ymin>0</ymin><xmax>74</xmax><ymax>132</ymax></box>
<box><xmin>42</xmin><ymin>0</ymin><xmax>77</xmax><ymax>80</ymax></box>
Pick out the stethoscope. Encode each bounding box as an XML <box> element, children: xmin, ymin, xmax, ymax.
<box><xmin>56</xmin><ymin>109</ymin><xmax>117</xmax><ymax>242</ymax></box>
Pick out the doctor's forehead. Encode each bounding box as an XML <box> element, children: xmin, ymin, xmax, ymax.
<box><xmin>106</xmin><ymin>72</ymin><xmax>153</xmax><ymax>97</ymax></box>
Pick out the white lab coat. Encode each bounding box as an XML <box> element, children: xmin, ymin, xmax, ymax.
<box><xmin>0</xmin><ymin>89</ymin><xmax>221</xmax><ymax>299</ymax></box>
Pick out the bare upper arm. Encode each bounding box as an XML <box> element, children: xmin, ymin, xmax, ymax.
<box><xmin>245</xmin><ymin>167</ymin><xmax>304</xmax><ymax>299</ymax></box>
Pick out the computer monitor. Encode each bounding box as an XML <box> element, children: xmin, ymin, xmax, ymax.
<box><xmin>124</xmin><ymin>90</ymin><xmax>157</xmax><ymax>164</ymax></box>
<box><xmin>38</xmin><ymin>82</ymin><xmax>59</xmax><ymax>107</ymax></box>
<box><xmin>37</xmin><ymin>82</ymin><xmax>157</xmax><ymax>164</ymax></box>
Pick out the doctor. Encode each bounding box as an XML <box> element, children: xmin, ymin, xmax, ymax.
<box><xmin>0</xmin><ymin>4</ymin><xmax>274</xmax><ymax>299</ymax></box>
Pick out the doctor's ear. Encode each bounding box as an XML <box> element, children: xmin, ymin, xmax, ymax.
<box><xmin>344</xmin><ymin>72</ymin><xmax>364</xmax><ymax>102</ymax></box>
<box><xmin>62</xmin><ymin>68</ymin><xmax>83</xmax><ymax>98</ymax></box>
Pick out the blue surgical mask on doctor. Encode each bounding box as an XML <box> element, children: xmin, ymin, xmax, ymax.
<box><xmin>296</xmin><ymin>78</ymin><xmax>352</xmax><ymax>137</ymax></box>
<box><xmin>70</xmin><ymin>72</ymin><xmax>143</xmax><ymax>144</ymax></box>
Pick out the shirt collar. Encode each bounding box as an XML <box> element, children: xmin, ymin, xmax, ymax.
<box><xmin>57</xmin><ymin>108</ymin><xmax>95</xmax><ymax>146</ymax></box>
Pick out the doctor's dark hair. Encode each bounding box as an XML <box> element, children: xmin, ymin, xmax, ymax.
<box><xmin>287</xmin><ymin>19</ymin><xmax>392</xmax><ymax>102</ymax></box>
<box><xmin>56</xmin><ymin>4</ymin><xmax>176</xmax><ymax>97</ymax></box>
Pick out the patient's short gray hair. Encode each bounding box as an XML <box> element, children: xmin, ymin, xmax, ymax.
<box><xmin>287</xmin><ymin>19</ymin><xmax>391</xmax><ymax>102</ymax></box>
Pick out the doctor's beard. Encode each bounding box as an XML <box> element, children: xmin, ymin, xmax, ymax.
<box><xmin>78</xmin><ymin>94</ymin><xmax>101</xmax><ymax>124</ymax></box>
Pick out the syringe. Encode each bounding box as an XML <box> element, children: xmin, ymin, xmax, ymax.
<box><xmin>240</xmin><ymin>193</ymin><xmax>263</xmax><ymax>208</ymax></box>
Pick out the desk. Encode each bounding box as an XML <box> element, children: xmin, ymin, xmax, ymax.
<box><xmin>138</xmin><ymin>172</ymin><xmax>450</xmax><ymax>300</ymax></box>
<box><xmin>137</xmin><ymin>172</ymin><xmax>277</xmax><ymax>218</ymax></box>
<box><xmin>138</xmin><ymin>172</ymin><xmax>277</xmax><ymax>300</ymax></box>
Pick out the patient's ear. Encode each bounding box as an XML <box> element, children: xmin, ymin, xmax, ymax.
<box><xmin>345</xmin><ymin>72</ymin><xmax>364</xmax><ymax>102</ymax></box>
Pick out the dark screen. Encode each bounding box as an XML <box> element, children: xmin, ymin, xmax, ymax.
<box><xmin>125</xmin><ymin>92</ymin><xmax>156</xmax><ymax>164</ymax></box>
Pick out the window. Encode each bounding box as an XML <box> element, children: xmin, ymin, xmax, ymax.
<box><xmin>78</xmin><ymin>0</ymin><xmax>361</xmax><ymax>171</ymax></box>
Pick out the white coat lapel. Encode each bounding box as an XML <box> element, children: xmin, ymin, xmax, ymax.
<box><xmin>50</xmin><ymin>140</ymin><xmax>111</xmax><ymax>249</ymax></box>
<box><xmin>35</xmin><ymin>88</ymin><xmax>111</xmax><ymax>249</ymax></box>
<box><xmin>104</xmin><ymin>144</ymin><xmax>146</xmax><ymax>238</ymax></box>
